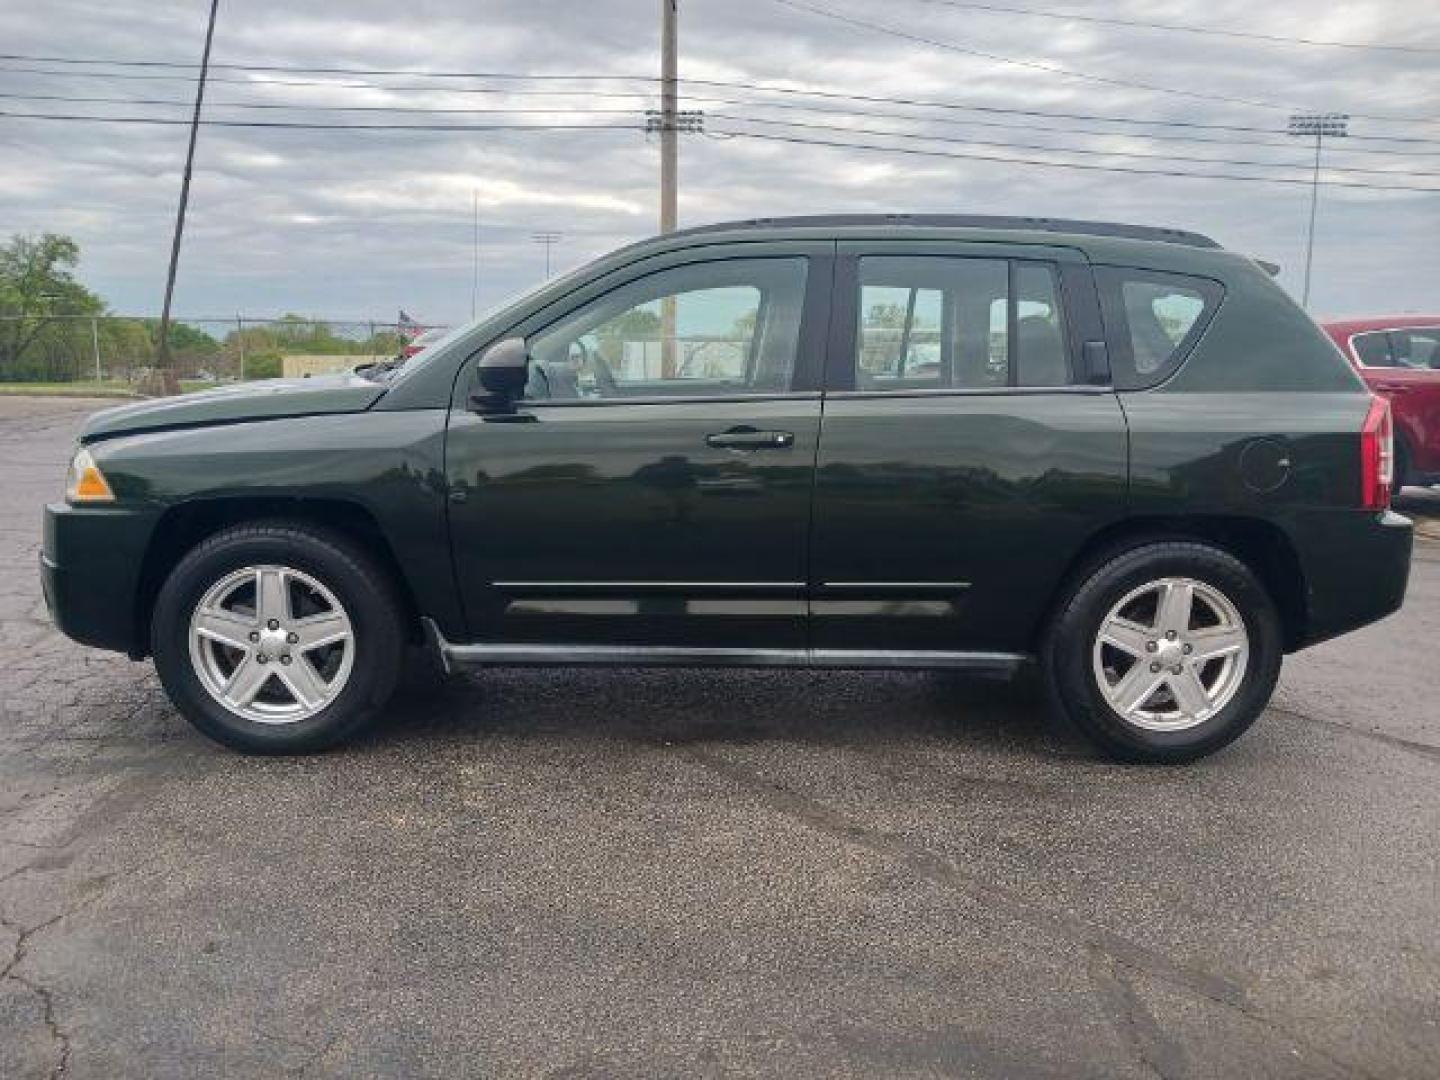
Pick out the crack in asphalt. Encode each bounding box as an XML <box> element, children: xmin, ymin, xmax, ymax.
<box><xmin>0</xmin><ymin>816</ymin><xmax>148</xmax><ymax>1080</ymax></box>
<box><xmin>7</xmin><ymin>969</ymin><xmax>71</xmax><ymax>1079</ymax></box>
<box><xmin>1</xmin><ymin>907</ymin><xmax>76</xmax><ymax>1079</ymax></box>
<box><xmin>680</xmin><ymin>746</ymin><xmax>1387</xmax><ymax>1080</ymax></box>
<box><xmin>682</xmin><ymin>744</ymin><xmax>1246</xmax><ymax>1008</ymax></box>
<box><xmin>1086</xmin><ymin>953</ymin><xmax>1187</xmax><ymax>1080</ymax></box>
<box><xmin>289</xmin><ymin>1031</ymin><xmax>343</xmax><ymax>1077</ymax></box>
<box><xmin>1270</xmin><ymin>704</ymin><xmax>1440</xmax><ymax>764</ymax></box>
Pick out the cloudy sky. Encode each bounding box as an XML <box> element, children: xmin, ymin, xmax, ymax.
<box><xmin>3</xmin><ymin>0</ymin><xmax>1438</xmax><ymax>326</ymax></box>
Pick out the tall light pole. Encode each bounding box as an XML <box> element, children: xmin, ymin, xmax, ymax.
<box><xmin>531</xmin><ymin>232</ymin><xmax>562</xmax><ymax>279</ymax></box>
<box><xmin>91</xmin><ymin>315</ymin><xmax>101</xmax><ymax>382</ymax></box>
<box><xmin>1287</xmin><ymin>112</ymin><xmax>1348</xmax><ymax>310</ymax></box>
<box><xmin>157</xmin><ymin>0</ymin><xmax>221</xmax><ymax>390</ymax></box>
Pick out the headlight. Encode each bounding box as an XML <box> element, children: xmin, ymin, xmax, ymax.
<box><xmin>65</xmin><ymin>446</ymin><xmax>115</xmax><ymax>503</ymax></box>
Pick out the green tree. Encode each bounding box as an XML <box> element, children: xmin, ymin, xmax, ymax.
<box><xmin>865</xmin><ymin>301</ymin><xmax>908</xmax><ymax>328</ymax></box>
<box><xmin>137</xmin><ymin>319</ymin><xmax>220</xmax><ymax>378</ymax></box>
<box><xmin>143</xmin><ymin>319</ymin><xmax>220</xmax><ymax>357</ymax></box>
<box><xmin>859</xmin><ymin>301</ymin><xmax>910</xmax><ymax>378</ymax></box>
<box><xmin>729</xmin><ymin>309</ymin><xmax>758</xmax><ymax>341</ymax></box>
<box><xmin>242</xmin><ymin>353</ymin><xmax>283</xmax><ymax>380</ymax></box>
<box><xmin>595</xmin><ymin>307</ymin><xmax>663</xmax><ymax>366</ymax></box>
<box><xmin>98</xmin><ymin>319</ymin><xmax>155</xmax><ymax>379</ymax></box>
<box><xmin>0</xmin><ymin>234</ymin><xmax>104</xmax><ymax>380</ymax></box>
<box><xmin>265</xmin><ymin>314</ymin><xmax>366</xmax><ymax>355</ymax></box>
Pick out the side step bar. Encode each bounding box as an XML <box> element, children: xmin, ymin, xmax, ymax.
<box><xmin>422</xmin><ymin>619</ymin><xmax>1025</xmax><ymax>677</ymax></box>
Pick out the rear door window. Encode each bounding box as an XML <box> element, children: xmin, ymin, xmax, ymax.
<box><xmin>1014</xmin><ymin>263</ymin><xmax>1070</xmax><ymax>386</ymax></box>
<box><xmin>1096</xmin><ymin>267</ymin><xmax>1223</xmax><ymax>389</ymax></box>
<box><xmin>854</xmin><ymin>256</ymin><xmax>1071</xmax><ymax>390</ymax></box>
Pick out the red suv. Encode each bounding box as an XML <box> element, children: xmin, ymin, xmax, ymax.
<box><xmin>1323</xmin><ymin>317</ymin><xmax>1440</xmax><ymax>492</ymax></box>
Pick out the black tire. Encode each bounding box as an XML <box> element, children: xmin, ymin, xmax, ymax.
<box><xmin>151</xmin><ymin>521</ymin><xmax>405</xmax><ymax>754</ymax></box>
<box><xmin>1041</xmin><ymin>541</ymin><xmax>1283</xmax><ymax>764</ymax></box>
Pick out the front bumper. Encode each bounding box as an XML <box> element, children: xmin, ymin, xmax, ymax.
<box><xmin>1290</xmin><ymin>508</ymin><xmax>1412</xmax><ymax>650</ymax></box>
<box><xmin>42</xmin><ymin>502</ymin><xmax>161</xmax><ymax>657</ymax></box>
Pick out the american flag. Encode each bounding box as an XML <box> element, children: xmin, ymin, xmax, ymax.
<box><xmin>397</xmin><ymin>309</ymin><xmax>423</xmax><ymax>340</ymax></box>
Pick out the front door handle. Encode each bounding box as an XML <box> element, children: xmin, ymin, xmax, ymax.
<box><xmin>1375</xmin><ymin>383</ymin><xmax>1410</xmax><ymax>393</ymax></box>
<box><xmin>705</xmin><ymin>428</ymin><xmax>795</xmax><ymax>450</ymax></box>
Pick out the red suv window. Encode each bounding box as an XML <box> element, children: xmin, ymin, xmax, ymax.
<box><xmin>1351</xmin><ymin>331</ymin><xmax>1394</xmax><ymax>367</ymax></box>
<box><xmin>1392</xmin><ymin>328</ymin><xmax>1440</xmax><ymax>370</ymax></box>
<box><xmin>1352</xmin><ymin>328</ymin><xmax>1440</xmax><ymax>370</ymax></box>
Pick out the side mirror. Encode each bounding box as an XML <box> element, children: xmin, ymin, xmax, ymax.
<box><xmin>470</xmin><ymin>336</ymin><xmax>529</xmax><ymax>414</ymax></box>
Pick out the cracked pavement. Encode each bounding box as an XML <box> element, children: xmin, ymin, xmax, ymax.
<box><xmin>2</xmin><ymin>394</ymin><xmax>1438</xmax><ymax>1079</ymax></box>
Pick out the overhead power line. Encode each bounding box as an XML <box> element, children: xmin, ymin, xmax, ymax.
<box><xmin>0</xmin><ymin>52</ymin><xmax>646</xmax><ymax>81</ymax></box>
<box><xmin>903</xmin><ymin>0</ymin><xmax>1440</xmax><ymax>54</ymax></box>
<box><xmin>705</xmin><ymin>127</ymin><xmax>1440</xmax><ymax>193</ymax></box>
<box><xmin>0</xmin><ymin>62</ymin><xmax>644</xmax><ymax>95</ymax></box>
<box><xmin>675</xmin><ymin>77</ymin><xmax>1440</xmax><ymax>146</ymax></box>
<box><xmin>0</xmin><ymin>111</ymin><xmax>641</xmax><ymax>133</ymax></box>
<box><xmin>7</xmin><ymin>59</ymin><xmax>1439</xmax><ymax>147</ymax></box>
<box><xmin>704</xmin><ymin>114</ymin><xmax>1440</xmax><ymax>179</ymax></box>
<box><xmin>0</xmin><ymin>91</ymin><xmax>649</xmax><ymax>118</ymax></box>
<box><xmin>7</xmin><ymin>89</ymin><xmax>1438</xmax><ymax>160</ymax></box>
<box><xmin>4</xmin><ymin>107</ymin><xmax>1436</xmax><ymax>193</ymax></box>
<box><xmin>767</xmin><ymin>0</ymin><xmax>1440</xmax><ymax>124</ymax></box>
<box><xmin>9</xmin><ymin>89</ymin><xmax>1437</xmax><ymax>175</ymax></box>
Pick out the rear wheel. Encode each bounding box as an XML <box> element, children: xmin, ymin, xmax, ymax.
<box><xmin>152</xmin><ymin>522</ymin><xmax>405</xmax><ymax>753</ymax></box>
<box><xmin>1042</xmin><ymin>542</ymin><xmax>1283</xmax><ymax>763</ymax></box>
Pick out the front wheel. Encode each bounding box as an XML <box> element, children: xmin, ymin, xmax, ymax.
<box><xmin>152</xmin><ymin>522</ymin><xmax>405</xmax><ymax>753</ymax></box>
<box><xmin>1042</xmin><ymin>542</ymin><xmax>1283</xmax><ymax>763</ymax></box>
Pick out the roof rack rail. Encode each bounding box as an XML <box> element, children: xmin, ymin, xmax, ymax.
<box><xmin>668</xmin><ymin>214</ymin><xmax>1223</xmax><ymax>250</ymax></box>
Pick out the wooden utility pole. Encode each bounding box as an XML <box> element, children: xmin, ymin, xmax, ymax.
<box><xmin>660</xmin><ymin>0</ymin><xmax>678</xmax><ymax>235</ymax></box>
<box><xmin>659</xmin><ymin>0</ymin><xmax>678</xmax><ymax>377</ymax></box>
<box><xmin>155</xmin><ymin>0</ymin><xmax>220</xmax><ymax>393</ymax></box>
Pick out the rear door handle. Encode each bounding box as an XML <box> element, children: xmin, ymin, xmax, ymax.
<box><xmin>1375</xmin><ymin>383</ymin><xmax>1410</xmax><ymax>393</ymax></box>
<box><xmin>705</xmin><ymin>428</ymin><xmax>795</xmax><ymax>450</ymax></box>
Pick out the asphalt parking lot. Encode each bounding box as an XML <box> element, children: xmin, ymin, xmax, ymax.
<box><xmin>2</xmin><ymin>395</ymin><xmax>1438</xmax><ymax>1079</ymax></box>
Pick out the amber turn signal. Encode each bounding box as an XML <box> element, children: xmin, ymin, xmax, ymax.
<box><xmin>65</xmin><ymin>447</ymin><xmax>115</xmax><ymax>503</ymax></box>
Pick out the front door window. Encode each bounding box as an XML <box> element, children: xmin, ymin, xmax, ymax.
<box><xmin>527</xmin><ymin>258</ymin><xmax>808</xmax><ymax>399</ymax></box>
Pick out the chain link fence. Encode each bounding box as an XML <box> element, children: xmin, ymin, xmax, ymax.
<box><xmin>0</xmin><ymin>315</ymin><xmax>449</xmax><ymax>391</ymax></box>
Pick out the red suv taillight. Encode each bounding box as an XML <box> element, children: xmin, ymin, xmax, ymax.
<box><xmin>1360</xmin><ymin>396</ymin><xmax>1393</xmax><ymax>510</ymax></box>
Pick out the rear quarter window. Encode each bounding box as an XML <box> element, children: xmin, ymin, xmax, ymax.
<box><xmin>1095</xmin><ymin>267</ymin><xmax>1223</xmax><ymax>390</ymax></box>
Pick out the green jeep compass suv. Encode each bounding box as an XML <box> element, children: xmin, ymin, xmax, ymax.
<box><xmin>42</xmin><ymin>215</ymin><xmax>1412</xmax><ymax>761</ymax></box>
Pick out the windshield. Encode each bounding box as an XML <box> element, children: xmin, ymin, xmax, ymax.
<box><xmin>377</xmin><ymin>322</ymin><xmax>473</xmax><ymax>382</ymax></box>
<box><xmin>386</xmin><ymin>263</ymin><xmax>597</xmax><ymax>385</ymax></box>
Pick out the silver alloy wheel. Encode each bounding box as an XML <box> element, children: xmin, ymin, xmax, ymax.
<box><xmin>188</xmin><ymin>564</ymin><xmax>355</xmax><ymax>725</ymax></box>
<box><xmin>1091</xmin><ymin>576</ymin><xmax>1249</xmax><ymax>732</ymax></box>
